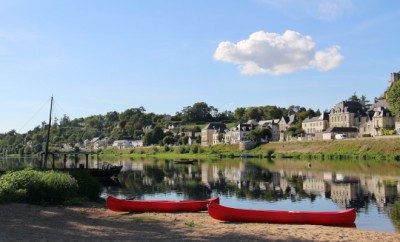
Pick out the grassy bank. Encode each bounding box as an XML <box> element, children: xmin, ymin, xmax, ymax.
<box><xmin>99</xmin><ymin>136</ymin><xmax>400</xmax><ymax>161</ymax></box>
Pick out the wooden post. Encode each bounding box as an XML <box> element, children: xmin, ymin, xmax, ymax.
<box><xmin>85</xmin><ymin>153</ymin><xmax>89</xmax><ymax>169</ymax></box>
<box><xmin>63</xmin><ymin>154</ymin><xmax>67</xmax><ymax>169</ymax></box>
<box><xmin>74</xmin><ymin>154</ymin><xmax>78</xmax><ymax>167</ymax></box>
<box><xmin>41</xmin><ymin>153</ymin><xmax>45</xmax><ymax>168</ymax></box>
<box><xmin>51</xmin><ymin>153</ymin><xmax>55</xmax><ymax>169</ymax></box>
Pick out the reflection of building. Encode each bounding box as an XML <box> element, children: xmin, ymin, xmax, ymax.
<box><xmin>361</xmin><ymin>177</ymin><xmax>398</xmax><ymax>209</ymax></box>
<box><xmin>123</xmin><ymin>159</ymin><xmax>400</xmax><ymax>213</ymax></box>
<box><xmin>303</xmin><ymin>178</ymin><xmax>331</xmax><ymax>197</ymax></box>
<box><xmin>331</xmin><ymin>183</ymin><xmax>361</xmax><ymax>208</ymax></box>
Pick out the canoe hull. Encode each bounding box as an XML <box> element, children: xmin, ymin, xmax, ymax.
<box><xmin>207</xmin><ymin>202</ymin><xmax>356</xmax><ymax>226</ymax></box>
<box><xmin>107</xmin><ymin>196</ymin><xmax>219</xmax><ymax>213</ymax></box>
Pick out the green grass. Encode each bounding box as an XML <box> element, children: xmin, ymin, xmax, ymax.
<box><xmin>99</xmin><ymin>136</ymin><xmax>400</xmax><ymax>161</ymax></box>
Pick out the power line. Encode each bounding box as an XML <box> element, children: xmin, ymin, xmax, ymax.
<box><xmin>18</xmin><ymin>97</ymin><xmax>52</xmax><ymax>133</ymax></box>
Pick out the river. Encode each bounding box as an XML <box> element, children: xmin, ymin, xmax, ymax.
<box><xmin>1</xmin><ymin>156</ymin><xmax>399</xmax><ymax>233</ymax></box>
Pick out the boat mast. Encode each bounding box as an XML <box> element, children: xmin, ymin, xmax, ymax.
<box><xmin>43</xmin><ymin>96</ymin><xmax>53</xmax><ymax>167</ymax></box>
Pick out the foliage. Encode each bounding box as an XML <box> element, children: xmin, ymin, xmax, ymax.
<box><xmin>388</xmin><ymin>81</ymin><xmax>400</xmax><ymax>118</ymax></box>
<box><xmin>217</xmin><ymin>133</ymin><xmax>224</xmax><ymax>142</ymax></box>
<box><xmin>0</xmin><ymin>169</ymin><xmax>79</xmax><ymax>205</ymax></box>
<box><xmin>67</xmin><ymin>169</ymin><xmax>102</xmax><ymax>201</ymax></box>
<box><xmin>0</xmin><ymin>101</ymin><xmax>322</xmax><ymax>155</ymax></box>
<box><xmin>381</xmin><ymin>129</ymin><xmax>397</xmax><ymax>135</ymax></box>
<box><xmin>246</xmin><ymin>128</ymin><xmax>271</xmax><ymax>142</ymax></box>
<box><xmin>348</xmin><ymin>92</ymin><xmax>371</xmax><ymax>110</ymax></box>
<box><xmin>389</xmin><ymin>199</ymin><xmax>400</xmax><ymax>231</ymax></box>
<box><xmin>190</xmin><ymin>144</ymin><xmax>201</xmax><ymax>154</ymax></box>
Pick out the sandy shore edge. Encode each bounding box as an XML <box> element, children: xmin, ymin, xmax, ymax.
<box><xmin>1</xmin><ymin>202</ymin><xmax>399</xmax><ymax>241</ymax></box>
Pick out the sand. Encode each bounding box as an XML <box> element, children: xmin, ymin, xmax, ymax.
<box><xmin>1</xmin><ymin>202</ymin><xmax>399</xmax><ymax>242</ymax></box>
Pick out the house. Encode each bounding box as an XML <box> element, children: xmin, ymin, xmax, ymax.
<box><xmin>223</xmin><ymin>123</ymin><xmax>255</xmax><ymax>145</ymax></box>
<box><xmin>396</xmin><ymin>118</ymin><xmax>400</xmax><ymax>134</ymax></box>
<box><xmin>278</xmin><ymin>114</ymin><xmax>296</xmax><ymax>141</ymax></box>
<box><xmin>201</xmin><ymin>122</ymin><xmax>227</xmax><ymax>146</ymax></box>
<box><xmin>302</xmin><ymin>113</ymin><xmax>329</xmax><ymax>140</ymax></box>
<box><xmin>112</xmin><ymin>140</ymin><xmax>133</xmax><ymax>149</ymax></box>
<box><xmin>258</xmin><ymin>119</ymin><xmax>280</xmax><ymax>141</ymax></box>
<box><xmin>329</xmin><ymin>101</ymin><xmax>366</xmax><ymax>128</ymax></box>
<box><xmin>324</xmin><ymin>101</ymin><xmax>367</xmax><ymax>139</ymax></box>
<box><xmin>92</xmin><ymin>138</ymin><xmax>107</xmax><ymax>149</ymax></box>
<box><xmin>131</xmin><ymin>140</ymin><xmax>143</xmax><ymax>147</ymax></box>
<box><xmin>366</xmin><ymin>99</ymin><xmax>395</xmax><ymax>136</ymax></box>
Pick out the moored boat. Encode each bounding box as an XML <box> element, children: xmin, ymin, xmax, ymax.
<box><xmin>207</xmin><ymin>202</ymin><xmax>356</xmax><ymax>226</ymax></box>
<box><xmin>173</xmin><ymin>159</ymin><xmax>196</xmax><ymax>164</ymax></box>
<box><xmin>107</xmin><ymin>196</ymin><xmax>219</xmax><ymax>213</ymax></box>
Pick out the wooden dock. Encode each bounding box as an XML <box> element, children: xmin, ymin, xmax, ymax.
<box><xmin>42</xmin><ymin>151</ymin><xmax>98</xmax><ymax>169</ymax></box>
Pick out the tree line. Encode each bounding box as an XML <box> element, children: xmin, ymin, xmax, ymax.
<box><xmin>4</xmin><ymin>86</ymin><xmax>400</xmax><ymax>156</ymax></box>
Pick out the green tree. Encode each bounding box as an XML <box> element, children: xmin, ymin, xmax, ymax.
<box><xmin>246</xmin><ymin>128</ymin><xmax>271</xmax><ymax>142</ymax></box>
<box><xmin>234</xmin><ymin>107</ymin><xmax>247</xmax><ymax>122</ymax></box>
<box><xmin>181</xmin><ymin>102</ymin><xmax>217</xmax><ymax>123</ymax></box>
<box><xmin>246</xmin><ymin>107</ymin><xmax>262</xmax><ymax>121</ymax></box>
<box><xmin>388</xmin><ymin>81</ymin><xmax>400</xmax><ymax>117</ymax></box>
<box><xmin>163</xmin><ymin>136</ymin><xmax>175</xmax><ymax>145</ymax></box>
<box><xmin>348</xmin><ymin>92</ymin><xmax>371</xmax><ymax>110</ymax></box>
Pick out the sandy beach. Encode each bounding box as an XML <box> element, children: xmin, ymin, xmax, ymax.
<box><xmin>1</xmin><ymin>202</ymin><xmax>399</xmax><ymax>242</ymax></box>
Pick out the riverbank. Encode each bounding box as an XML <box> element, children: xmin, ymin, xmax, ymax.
<box><xmin>98</xmin><ymin>136</ymin><xmax>400</xmax><ymax>161</ymax></box>
<box><xmin>1</xmin><ymin>202</ymin><xmax>399</xmax><ymax>241</ymax></box>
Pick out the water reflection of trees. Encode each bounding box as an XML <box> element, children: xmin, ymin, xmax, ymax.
<box><xmin>118</xmin><ymin>162</ymin><xmax>211</xmax><ymax>200</ymax></box>
<box><xmin>114</xmin><ymin>159</ymin><xmax>400</xmax><ymax>212</ymax></box>
<box><xmin>0</xmin><ymin>157</ymin><xmax>41</xmax><ymax>170</ymax></box>
<box><xmin>389</xmin><ymin>199</ymin><xmax>400</xmax><ymax>232</ymax></box>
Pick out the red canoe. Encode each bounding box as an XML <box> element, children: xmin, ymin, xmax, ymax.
<box><xmin>207</xmin><ymin>202</ymin><xmax>356</xmax><ymax>226</ymax></box>
<box><xmin>107</xmin><ymin>196</ymin><xmax>219</xmax><ymax>213</ymax></box>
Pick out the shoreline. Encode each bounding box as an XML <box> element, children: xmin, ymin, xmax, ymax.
<box><xmin>1</xmin><ymin>202</ymin><xmax>399</xmax><ymax>241</ymax></box>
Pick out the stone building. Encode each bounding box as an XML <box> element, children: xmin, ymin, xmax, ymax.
<box><xmin>302</xmin><ymin>113</ymin><xmax>329</xmax><ymax>140</ymax></box>
<box><xmin>360</xmin><ymin>99</ymin><xmax>396</xmax><ymax>136</ymax></box>
<box><xmin>258</xmin><ymin>119</ymin><xmax>280</xmax><ymax>141</ymax></box>
<box><xmin>278</xmin><ymin>114</ymin><xmax>296</xmax><ymax>141</ymax></box>
<box><xmin>329</xmin><ymin>101</ymin><xmax>366</xmax><ymax>128</ymax></box>
<box><xmin>201</xmin><ymin>122</ymin><xmax>226</xmax><ymax>146</ymax></box>
<box><xmin>223</xmin><ymin>123</ymin><xmax>255</xmax><ymax>145</ymax></box>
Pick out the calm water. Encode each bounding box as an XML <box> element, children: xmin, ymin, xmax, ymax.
<box><xmin>1</xmin><ymin>156</ymin><xmax>399</xmax><ymax>233</ymax></box>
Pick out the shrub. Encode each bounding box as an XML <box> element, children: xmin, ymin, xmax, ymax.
<box><xmin>164</xmin><ymin>144</ymin><xmax>170</xmax><ymax>152</ymax></box>
<box><xmin>0</xmin><ymin>169</ymin><xmax>79</xmax><ymax>205</ymax></box>
<box><xmin>190</xmin><ymin>144</ymin><xmax>200</xmax><ymax>154</ymax></box>
<box><xmin>67</xmin><ymin>169</ymin><xmax>102</xmax><ymax>201</ymax></box>
<box><xmin>32</xmin><ymin>171</ymin><xmax>79</xmax><ymax>205</ymax></box>
<box><xmin>175</xmin><ymin>146</ymin><xmax>188</xmax><ymax>154</ymax></box>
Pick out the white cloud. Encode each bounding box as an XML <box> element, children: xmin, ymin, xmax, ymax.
<box><xmin>214</xmin><ymin>30</ymin><xmax>343</xmax><ymax>75</ymax></box>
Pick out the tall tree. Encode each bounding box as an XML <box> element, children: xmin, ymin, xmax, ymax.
<box><xmin>246</xmin><ymin>107</ymin><xmax>262</xmax><ymax>121</ymax></box>
<box><xmin>388</xmin><ymin>81</ymin><xmax>400</xmax><ymax>117</ymax></box>
<box><xmin>348</xmin><ymin>92</ymin><xmax>371</xmax><ymax>110</ymax></box>
<box><xmin>234</xmin><ymin>107</ymin><xmax>246</xmax><ymax>122</ymax></box>
<box><xmin>181</xmin><ymin>102</ymin><xmax>216</xmax><ymax>123</ymax></box>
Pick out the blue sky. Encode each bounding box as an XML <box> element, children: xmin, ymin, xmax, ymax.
<box><xmin>1</xmin><ymin>0</ymin><xmax>399</xmax><ymax>133</ymax></box>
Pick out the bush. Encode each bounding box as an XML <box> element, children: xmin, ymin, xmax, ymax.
<box><xmin>67</xmin><ymin>169</ymin><xmax>102</xmax><ymax>201</ymax></box>
<box><xmin>175</xmin><ymin>146</ymin><xmax>188</xmax><ymax>154</ymax></box>
<box><xmin>190</xmin><ymin>144</ymin><xmax>200</xmax><ymax>154</ymax></box>
<box><xmin>164</xmin><ymin>144</ymin><xmax>170</xmax><ymax>152</ymax></box>
<box><xmin>382</xmin><ymin>129</ymin><xmax>397</xmax><ymax>135</ymax></box>
<box><xmin>32</xmin><ymin>171</ymin><xmax>79</xmax><ymax>205</ymax></box>
<box><xmin>0</xmin><ymin>169</ymin><xmax>79</xmax><ymax>205</ymax></box>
